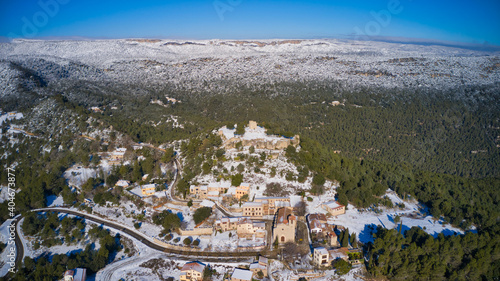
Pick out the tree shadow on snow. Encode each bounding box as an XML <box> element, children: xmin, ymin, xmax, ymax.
<box><xmin>358</xmin><ymin>223</ymin><xmax>378</xmax><ymax>244</ymax></box>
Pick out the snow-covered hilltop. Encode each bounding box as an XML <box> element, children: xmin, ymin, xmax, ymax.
<box><xmin>0</xmin><ymin>38</ymin><xmax>498</xmax><ymax>95</ymax></box>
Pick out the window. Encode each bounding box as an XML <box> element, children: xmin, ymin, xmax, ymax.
<box><xmin>281</xmin><ymin>236</ymin><xmax>285</xmax><ymax>242</ymax></box>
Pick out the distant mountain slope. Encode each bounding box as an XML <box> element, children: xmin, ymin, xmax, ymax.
<box><xmin>0</xmin><ymin>39</ymin><xmax>498</xmax><ymax>95</ymax></box>
<box><xmin>0</xmin><ymin>39</ymin><xmax>498</xmax><ymax>178</ymax></box>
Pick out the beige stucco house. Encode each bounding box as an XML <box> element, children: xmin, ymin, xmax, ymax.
<box><xmin>322</xmin><ymin>201</ymin><xmax>346</xmax><ymax>216</ymax></box>
<box><xmin>179</xmin><ymin>261</ymin><xmax>205</xmax><ymax>281</ymax></box>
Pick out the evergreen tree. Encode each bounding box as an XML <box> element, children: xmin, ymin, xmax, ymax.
<box><xmin>341</xmin><ymin>229</ymin><xmax>349</xmax><ymax>247</ymax></box>
<box><xmin>350</xmin><ymin>233</ymin><xmax>357</xmax><ymax>248</ymax></box>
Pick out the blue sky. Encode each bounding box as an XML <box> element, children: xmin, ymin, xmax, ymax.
<box><xmin>0</xmin><ymin>0</ymin><xmax>499</xmax><ymax>45</ymax></box>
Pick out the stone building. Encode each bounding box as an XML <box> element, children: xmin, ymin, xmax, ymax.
<box><xmin>272</xmin><ymin>207</ymin><xmax>297</xmax><ymax>244</ymax></box>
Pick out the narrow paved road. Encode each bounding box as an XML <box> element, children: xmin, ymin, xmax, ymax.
<box><xmin>13</xmin><ymin>218</ymin><xmax>23</xmax><ymax>270</ymax></box>
<box><xmin>215</xmin><ymin>202</ymin><xmax>234</xmax><ymax>218</ymax></box>
<box><xmin>36</xmin><ymin>208</ymin><xmax>263</xmax><ymax>259</ymax></box>
<box><xmin>169</xmin><ymin>157</ymin><xmax>185</xmax><ymax>203</ymax></box>
<box><xmin>9</xmin><ymin>156</ymin><xmax>261</xmax><ymax>275</ymax></box>
<box><xmin>10</xmin><ymin>207</ymin><xmax>256</xmax><ymax>279</ymax></box>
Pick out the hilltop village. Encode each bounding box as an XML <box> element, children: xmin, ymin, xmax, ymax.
<box><xmin>2</xmin><ymin>119</ymin><xmax>466</xmax><ymax>281</ymax></box>
<box><xmin>170</xmin><ymin>123</ymin><xmax>356</xmax><ymax>280</ymax></box>
<box><xmin>0</xmin><ymin>38</ymin><xmax>497</xmax><ymax>281</ymax></box>
<box><xmin>68</xmin><ymin>121</ymin><xmax>358</xmax><ymax>280</ymax></box>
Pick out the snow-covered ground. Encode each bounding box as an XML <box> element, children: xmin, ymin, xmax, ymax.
<box><xmin>0</xmin><ymin>112</ymin><xmax>23</xmax><ymax>127</ymax></box>
<box><xmin>63</xmin><ymin>162</ymin><xmax>114</xmax><ymax>189</ymax></box>
<box><xmin>219</xmin><ymin>125</ymin><xmax>287</xmax><ymax>143</ymax></box>
<box><xmin>1</xmin><ymin>39</ymin><xmax>498</xmax><ymax>94</ymax></box>
<box><xmin>194</xmin><ymin>146</ymin><xmax>320</xmax><ymax>201</ymax></box>
<box><xmin>193</xmin><ymin>142</ymin><xmax>466</xmax><ymax>246</ymax></box>
<box><xmin>310</xmin><ymin>189</ymin><xmax>466</xmax><ymax>244</ymax></box>
<box><xmin>63</xmin><ymin>165</ymin><xmax>98</xmax><ymax>188</ymax></box>
<box><xmin>91</xmin><ymin>203</ymin><xmax>164</xmax><ymax>239</ymax></box>
<box><xmin>0</xmin><ymin>219</ymin><xmax>16</xmax><ymax>277</ymax></box>
<box><xmin>0</xmin><ymin>185</ymin><xmax>20</xmax><ymax>204</ymax></box>
<box><xmin>47</xmin><ymin>195</ymin><xmax>64</xmax><ymax>207</ymax></box>
<box><xmin>101</xmin><ymin>254</ymin><xmax>248</xmax><ymax>281</ymax></box>
<box><xmin>269</xmin><ymin>259</ymin><xmax>365</xmax><ymax>281</ymax></box>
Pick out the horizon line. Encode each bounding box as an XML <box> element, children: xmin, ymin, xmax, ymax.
<box><xmin>2</xmin><ymin>35</ymin><xmax>500</xmax><ymax>52</ymax></box>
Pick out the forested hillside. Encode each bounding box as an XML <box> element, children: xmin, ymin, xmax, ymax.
<box><xmin>71</xmin><ymin>80</ymin><xmax>500</xmax><ymax>178</ymax></box>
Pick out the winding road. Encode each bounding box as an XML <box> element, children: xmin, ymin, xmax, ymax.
<box><xmin>170</xmin><ymin>157</ymin><xmax>236</xmax><ymax>218</ymax></box>
<box><xmin>28</xmin><ymin>207</ymin><xmax>264</xmax><ymax>259</ymax></box>
<box><xmin>10</xmin><ymin>207</ymin><xmax>262</xmax><ymax>279</ymax></box>
<box><xmin>168</xmin><ymin>157</ymin><xmax>185</xmax><ymax>203</ymax></box>
<box><xmin>10</xmin><ymin>156</ymin><xmax>256</xmax><ymax>278</ymax></box>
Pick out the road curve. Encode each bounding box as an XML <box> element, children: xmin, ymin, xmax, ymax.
<box><xmin>169</xmin><ymin>157</ymin><xmax>185</xmax><ymax>203</ymax></box>
<box><xmin>214</xmin><ymin>202</ymin><xmax>234</xmax><ymax>218</ymax></box>
<box><xmin>36</xmin><ymin>208</ymin><xmax>263</xmax><ymax>259</ymax></box>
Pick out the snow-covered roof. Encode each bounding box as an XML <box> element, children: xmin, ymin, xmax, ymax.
<box><xmin>238</xmin><ymin>218</ymin><xmax>253</xmax><ymax>225</ymax></box>
<box><xmin>220</xmin><ymin>181</ymin><xmax>231</xmax><ymax>188</ymax></box>
<box><xmin>207</xmin><ymin>191</ymin><xmax>219</xmax><ymax>196</ymax></box>
<box><xmin>323</xmin><ymin>200</ymin><xmax>344</xmax><ymax>209</ymax></box>
<box><xmin>259</xmin><ymin>256</ymin><xmax>268</xmax><ymax>265</ymax></box>
<box><xmin>242</xmin><ymin>202</ymin><xmax>263</xmax><ymax>208</ymax></box>
<box><xmin>310</xmin><ymin>220</ymin><xmax>323</xmax><ymax>230</ymax></box>
<box><xmin>255</xmin><ymin>196</ymin><xmax>289</xmax><ymax>200</ymax></box>
<box><xmin>253</xmin><ymin>222</ymin><xmax>266</xmax><ymax>228</ymax></box>
<box><xmin>315</xmin><ymin>247</ymin><xmax>329</xmax><ymax>255</ymax></box>
<box><xmin>200</xmin><ymin>200</ymin><xmax>215</xmax><ymax>208</ymax></box>
<box><xmin>227</xmin><ymin>187</ymin><xmax>237</xmax><ymax>195</ymax></box>
<box><xmin>115</xmin><ymin>180</ymin><xmax>130</xmax><ymax>187</ymax></box>
<box><xmin>249</xmin><ymin>262</ymin><xmax>266</xmax><ymax>270</ymax></box>
<box><xmin>275</xmin><ymin>201</ymin><xmax>291</xmax><ymax>208</ymax></box>
<box><xmin>216</xmin><ymin>217</ymin><xmax>240</xmax><ymax>224</ymax></box>
<box><xmin>181</xmin><ymin>261</ymin><xmax>206</xmax><ymax>273</ymax></box>
<box><xmin>73</xmin><ymin>268</ymin><xmax>86</xmax><ymax>281</ymax></box>
<box><xmin>308</xmin><ymin>213</ymin><xmax>327</xmax><ymax>222</ymax></box>
<box><xmin>232</xmin><ymin>268</ymin><xmax>253</xmax><ymax>281</ymax></box>
<box><xmin>142</xmin><ymin>183</ymin><xmax>156</xmax><ymax>189</ymax></box>
<box><xmin>329</xmin><ymin>248</ymin><xmax>349</xmax><ymax>260</ymax></box>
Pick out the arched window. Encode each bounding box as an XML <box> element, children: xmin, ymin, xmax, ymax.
<box><xmin>281</xmin><ymin>236</ymin><xmax>285</xmax><ymax>242</ymax></box>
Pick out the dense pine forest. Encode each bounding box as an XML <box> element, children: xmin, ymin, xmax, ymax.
<box><xmin>78</xmin><ymin>80</ymin><xmax>500</xmax><ymax>178</ymax></box>
<box><xmin>1</xmin><ymin>79</ymin><xmax>499</xmax><ymax>280</ymax></box>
